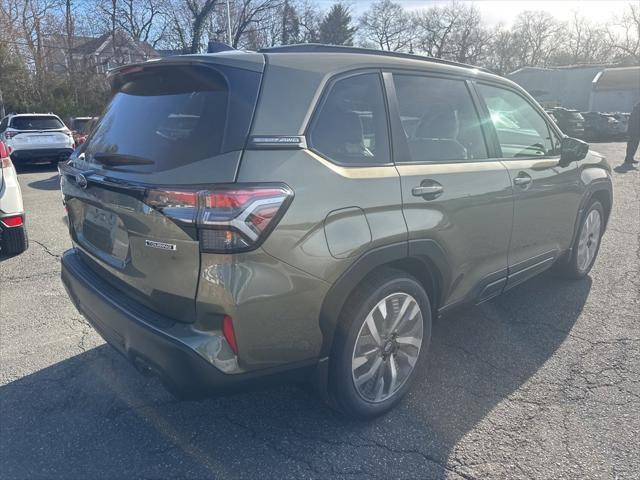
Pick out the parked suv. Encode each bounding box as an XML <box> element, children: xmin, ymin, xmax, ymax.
<box><xmin>59</xmin><ymin>45</ymin><xmax>612</xmax><ymax>418</ymax></box>
<box><xmin>0</xmin><ymin>113</ymin><xmax>74</xmax><ymax>165</ymax></box>
<box><xmin>582</xmin><ymin>112</ymin><xmax>626</xmax><ymax>141</ymax></box>
<box><xmin>547</xmin><ymin>107</ymin><xmax>585</xmax><ymax>138</ymax></box>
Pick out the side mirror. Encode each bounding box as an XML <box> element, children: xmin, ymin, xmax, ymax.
<box><xmin>560</xmin><ymin>136</ymin><xmax>589</xmax><ymax>165</ymax></box>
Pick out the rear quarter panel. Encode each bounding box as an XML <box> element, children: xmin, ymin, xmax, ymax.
<box><xmin>237</xmin><ymin>149</ymin><xmax>407</xmax><ymax>283</ymax></box>
<box><xmin>0</xmin><ymin>164</ymin><xmax>24</xmax><ymax>215</ymax></box>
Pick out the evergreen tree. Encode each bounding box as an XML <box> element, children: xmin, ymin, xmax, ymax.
<box><xmin>319</xmin><ymin>3</ymin><xmax>356</xmax><ymax>46</ymax></box>
<box><xmin>282</xmin><ymin>0</ymin><xmax>301</xmax><ymax>45</ymax></box>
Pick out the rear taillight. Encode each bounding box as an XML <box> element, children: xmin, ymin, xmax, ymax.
<box><xmin>0</xmin><ymin>142</ymin><xmax>11</xmax><ymax>168</ymax></box>
<box><xmin>145</xmin><ymin>184</ymin><xmax>293</xmax><ymax>253</ymax></box>
<box><xmin>1</xmin><ymin>215</ymin><xmax>24</xmax><ymax>228</ymax></box>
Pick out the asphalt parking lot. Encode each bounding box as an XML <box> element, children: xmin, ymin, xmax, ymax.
<box><xmin>1</xmin><ymin>142</ymin><xmax>638</xmax><ymax>479</ymax></box>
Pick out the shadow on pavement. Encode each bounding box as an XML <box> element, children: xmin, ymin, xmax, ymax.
<box><xmin>0</xmin><ymin>272</ymin><xmax>592</xmax><ymax>479</ymax></box>
<box><xmin>14</xmin><ymin>162</ymin><xmax>60</xmax><ymax>174</ymax></box>
<box><xmin>27</xmin><ymin>174</ymin><xmax>61</xmax><ymax>191</ymax></box>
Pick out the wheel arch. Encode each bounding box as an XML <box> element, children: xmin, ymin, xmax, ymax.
<box><xmin>567</xmin><ymin>179</ymin><xmax>613</xmax><ymax>260</ymax></box>
<box><xmin>589</xmin><ymin>187</ymin><xmax>612</xmax><ymax>225</ymax></box>
<box><xmin>317</xmin><ymin>240</ymin><xmax>450</xmax><ymax>359</ymax></box>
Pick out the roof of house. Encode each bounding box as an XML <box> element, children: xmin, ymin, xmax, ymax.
<box><xmin>46</xmin><ymin>32</ymin><xmax>159</xmax><ymax>58</ymax></box>
<box><xmin>592</xmin><ymin>66</ymin><xmax>640</xmax><ymax>91</ymax></box>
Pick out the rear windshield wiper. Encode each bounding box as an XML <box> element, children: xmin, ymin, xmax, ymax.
<box><xmin>93</xmin><ymin>153</ymin><xmax>155</xmax><ymax>166</ymax></box>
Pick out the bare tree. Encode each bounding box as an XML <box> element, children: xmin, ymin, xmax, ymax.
<box><xmin>18</xmin><ymin>0</ymin><xmax>64</xmax><ymax>101</ymax></box>
<box><xmin>117</xmin><ymin>0</ymin><xmax>169</xmax><ymax>47</ymax></box>
<box><xmin>512</xmin><ymin>10</ymin><xmax>565</xmax><ymax>67</ymax></box>
<box><xmin>558</xmin><ymin>11</ymin><xmax>611</xmax><ymax>64</ymax></box>
<box><xmin>607</xmin><ymin>3</ymin><xmax>640</xmax><ymax>62</ymax></box>
<box><xmin>485</xmin><ymin>26</ymin><xmax>524</xmax><ymax>75</ymax></box>
<box><xmin>447</xmin><ymin>3</ymin><xmax>491</xmax><ymax>64</ymax></box>
<box><xmin>184</xmin><ymin>0</ymin><xmax>219</xmax><ymax>53</ymax></box>
<box><xmin>230</xmin><ymin>0</ymin><xmax>281</xmax><ymax>48</ymax></box>
<box><xmin>413</xmin><ymin>2</ymin><xmax>463</xmax><ymax>58</ymax></box>
<box><xmin>358</xmin><ymin>0</ymin><xmax>412</xmax><ymax>52</ymax></box>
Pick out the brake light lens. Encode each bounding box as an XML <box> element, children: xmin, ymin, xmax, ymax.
<box><xmin>222</xmin><ymin>315</ymin><xmax>238</xmax><ymax>354</ymax></box>
<box><xmin>145</xmin><ymin>184</ymin><xmax>293</xmax><ymax>253</ymax></box>
<box><xmin>1</xmin><ymin>215</ymin><xmax>24</xmax><ymax>227</ymax></box>
<box><xmin>0</xmin><ymin>142</ymin><xmax>11</xmax><ymax>168</ymax></box>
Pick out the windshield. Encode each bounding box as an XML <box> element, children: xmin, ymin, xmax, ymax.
<box><xmin>10</xmin><ymin>116</ymin><xmax>64</xmax><ymax>130</ymax></box>
<box><xmin>82</xmin><ymin>64</ymin><xmax>260</xmax><ymax>173</ymax></box>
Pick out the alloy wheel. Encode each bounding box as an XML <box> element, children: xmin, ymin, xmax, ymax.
<box><xmin>351</xmin><ymin>292</ymin><xmax>424</xmax><ymax>403</ymax></box>
<box><xmin>577</xmin><ymin>208</ymin><xmax>602</xmax><ymax>273</ymax></box>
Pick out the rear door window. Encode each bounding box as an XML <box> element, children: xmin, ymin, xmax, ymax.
<box><xmin>393</xmin><ymin>74</ymin><xmax>488</xmax><ymax>162</ymax></box>
<box><xmin>10</xmin><ymin>116</ymin><xmax>64</xmax><ymax>130</ymax></box>
<box><xmin>309</xmin><ymin>73</ymin><xmax>390</xmax><ymax>166</ymax></box>
<box><xmin>82</xmin><ymin>64</ymin><xmax>261</xmax><ymax>173</ymax></box>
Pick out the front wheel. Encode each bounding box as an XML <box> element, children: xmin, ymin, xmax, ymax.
<box><xmin>557</xmin><ymin>200</ymin><xmax>604</xmax><ymax>279</ymax></box>
<box><xmin>330</xmin><ymin>269</ymin><xmax>432</xmax><ymax>419</ymax></box>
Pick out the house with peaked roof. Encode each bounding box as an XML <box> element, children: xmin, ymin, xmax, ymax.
<box><xmin>589</xmin><ymin>67</ymin><xmax>640</xmax><ymax>112</ymax></box>
<box><xmin>508</xmin><ymin>64</ymin><xmax>640</xmax><ymax>113</ymax></box>
<box><xmin>45</xmin><ymin>31</ymin><xmax>160</xmax><ymax>75</ymax></box>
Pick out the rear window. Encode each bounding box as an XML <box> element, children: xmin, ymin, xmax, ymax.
<box><xmin>10</xmin><ymin>116</ymin><xmax>64</xmax><ymax>130</ymax></box>
<box><xmin>82</xmin><ymin>64</ymin><xmax>261</xmax><ymax>172</ymax></box>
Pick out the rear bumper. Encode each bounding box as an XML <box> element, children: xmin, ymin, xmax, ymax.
<box><xmin>61</xmin><ymin>248</ymin><xmax>315</xmax><ymax>395</ymax></box>
<box><xmin>10</xmin><ymin>148</ymin><xmax>73</xmax><ymax>163</ymax></box>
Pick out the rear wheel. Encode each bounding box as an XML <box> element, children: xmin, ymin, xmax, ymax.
<box><xmin>330</xmin><ymin>269</ymin><xmax>432</xmax><ymax>419</ymax></box>
<box><xmin>557</xmin><ymin>200</ymin><xmax>604</xmax><ymax>279</ymax></box>
<box><xmin>0</xmin><ymin>225</ymin><xmax>29</xmax><ymax>256</ymax></box>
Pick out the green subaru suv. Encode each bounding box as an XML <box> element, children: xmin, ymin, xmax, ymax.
<box><xmin>60</xmin><ymin>45</ymin><xmax>612</xmax><ymax>418</ymax></box>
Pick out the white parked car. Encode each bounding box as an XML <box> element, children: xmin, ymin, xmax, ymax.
<box><xmin>0</xmin><ymin>141</ymin><xmax>28</xmax><ymax>255</ymax></box>
<box><xmin>0</xmin><ymin>113</ymin><xmax>74</xmax><ymax>165</ymax></box>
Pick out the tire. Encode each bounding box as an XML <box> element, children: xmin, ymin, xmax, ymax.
<box><xmin>329</xmin><ymin>268</ymin><xmax>432</xmax><ymax>419</ymax></box>
<box><xmin>0</xmin><ymin>225</ymin><xmax>29</xmax><ymax>256</ymax></box>
<box><xmin>557</xmin><ymin>200</ymin><xmax>604</xmax><ymax>279</ymax></box>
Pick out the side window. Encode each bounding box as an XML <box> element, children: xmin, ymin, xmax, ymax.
<box><xmin>478</xmin><ymin>84</ymin><xmax>555</xmax><ymax>158</ymax></box>
<box><xmin>310</xmin><ymin>73</ymin><xmax>390</xmax><ymax>166</ymax></box>
<box><xmin>393</xmin><ymin>74</ymin><xmax>488</xmax><ymax>162</ymax></box>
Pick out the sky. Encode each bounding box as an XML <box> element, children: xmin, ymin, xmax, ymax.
<box><xmin>316</xmin><ymin>0</ymin><xmax>633</xmax><ymax>25</ymax></box>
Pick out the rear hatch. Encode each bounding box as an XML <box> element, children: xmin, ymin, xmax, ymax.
<box><xmin>60</xmin><ymin>56</ymin><xmax>264</xmax><ymax>322</ymax></box>
<box><xmin>9</xmin><ymin>115</ymin><xmax>70</xmax><ymax>150</ymax></box>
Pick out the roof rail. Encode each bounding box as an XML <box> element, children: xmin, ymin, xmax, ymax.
<box><xmin>259</xmin><ymin>44</ymin><xmax>492</xmax><ymax>73</ymax></box>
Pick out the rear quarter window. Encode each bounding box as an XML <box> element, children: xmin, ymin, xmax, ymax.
<box><xmin>309</xmin><ymin>73</ymin><xmax>390</xmax><ymax>166</ymax></box>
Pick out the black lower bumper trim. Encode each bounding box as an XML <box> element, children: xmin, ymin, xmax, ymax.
<box><xmin>11</xmin><ymin>148</ymin><xmax>73</xmax><ymax>163</ymax></box>
<box><xmin>61</xmin><ymin>249</ymin><xmax>315</xmax><ymax>396</ymax></box>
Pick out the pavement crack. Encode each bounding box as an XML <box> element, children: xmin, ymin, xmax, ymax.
<box><xmin>31</xmin><ymin>239</ymin><xmax>62</xmax><ymax>259</ymax></box>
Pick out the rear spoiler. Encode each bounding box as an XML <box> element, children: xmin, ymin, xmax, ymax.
<box><xmin>107</xmin><ymin>52</ymin><xmax>264</xmax><ymax>91</ymax></box>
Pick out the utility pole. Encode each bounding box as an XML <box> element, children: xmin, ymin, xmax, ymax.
<box><xmin>226</xmin><ymin>0</ymin><xmax>232</xmax><ymax>46</ymax></box>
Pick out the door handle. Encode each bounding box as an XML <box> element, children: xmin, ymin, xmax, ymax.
<box><xmin>412</xmin><ymin>179</ymin><xmax>444</xmax><ymax>200</ymax></box>
<box><xmin>513</xmin><ymin>173</ymin><xmax>532</xmax><ymax>187</ymax></box>
<box><xmin>412</xmin><ymin>185</ymin><xmax>444</xmax><ymax>197</ymax></box>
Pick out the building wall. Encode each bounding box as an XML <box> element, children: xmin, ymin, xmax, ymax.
<box><xmin>589</xmin><ymin>89</ymin><xmax>640</xmax><ymax>113</ymax></box>
<box><xmin>508</xmin><ymin>67</ymin><xmax>604</xmax><ymax>111</ymax></box>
